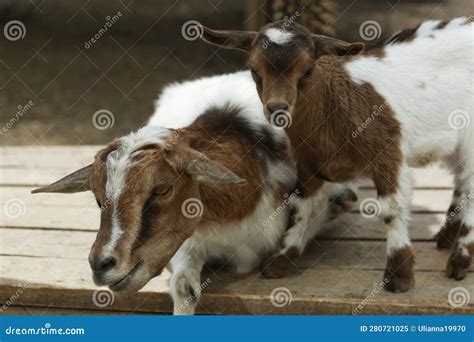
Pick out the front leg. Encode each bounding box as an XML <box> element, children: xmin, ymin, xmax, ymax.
<box><xmin>168</xmin><ymin>239</ymin><xmax>205</xmax><ymax>315</ymax></box>
<box><xmin>374</xmin><ymin>162</ymin><xmax>415</xmax><ymax>293</ymax></box>
<box><xmin>261</xmin><ymin>182</ymin><xmax>358</xmax><ymax>279</ymax></box>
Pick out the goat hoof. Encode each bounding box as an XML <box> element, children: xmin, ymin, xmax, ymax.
<box><xmin>260</xmin><ymin>254</ymin><xmax>290</xmax><ymax>279</ymax></box>
<box><xmin>447</xmin><ymin>250</ymin><xmax>471</xmax><ymax>281</ymax></box>
<box><xmin>383</xmin><ymin>274</ymin><xmax>415</xmax><ymax>293</ymax></box>
<box><xmin>383</xmin><ymin>247</ymin><xmax>415</xmax><ymax>293</ymax></box>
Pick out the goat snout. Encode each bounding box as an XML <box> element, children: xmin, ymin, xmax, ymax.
<box><xmin>266</xmin><ymin>101</ymin><xmax>289</xmax><ymax>114</ymax></box>
<box><xmin>89</xmin><ymin>255</ymin><xmax>117</xmax><ymax>274</ymax></box>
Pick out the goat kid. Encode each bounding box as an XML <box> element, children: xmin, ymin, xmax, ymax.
<box><xmin>200</xmin><ymin>17</ymin><xmax>474</xmax><ymax>292</ymax></box>
<box><xmin>33</xmin><ymin>71</ymin><xmax>357</xmax><ymax>315</ymax></box>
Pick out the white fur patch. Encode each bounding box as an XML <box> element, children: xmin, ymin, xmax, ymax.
<box><xmin>102</xmin><ymin>126</ymin><xmax>169</xmax><ymax>254</ymax></box>
<box><xmin>264</xmin><ymin>28</ymin><xmax>294</xmax><ymax>45</ymax></box>
<box><xmin>345</xmin><ymin>19</ymin><xmax>473</xmax><ymax>169</ymax></box>
<box><xmin>102</xmin><ymin>210</ymin><xmax>124</xmax><ymax>256</ymax></box>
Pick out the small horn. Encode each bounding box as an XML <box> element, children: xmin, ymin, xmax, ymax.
<box><xmin>31</xmin><ymin>164</ymin><xmax>93</xmax><ymax>194</ymax></box>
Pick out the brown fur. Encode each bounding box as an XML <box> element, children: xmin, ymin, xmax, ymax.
<box><xmin>288</xmin><ymin>56</ymin><xmax>402</xmax><ymax>197</ymax></box>
<box><xmin>85</xmin><ymin>105</ymin><xmax>289</xmax><ymax>291</ymax></box>
<box><xmin>384</xmin><ymin>246</ymin><xmax>415</xmax><ymax>293</ymax></box>
<box><xmin>260</xmin><ymin>246</ymin><xmax>299</xmax><ymax>279</ymax></box>
<box><xmin>436</xmin><ymin>206</ymin><xmax>463</xmax><ymax>250</ymax></box>
<box><xmin>200</xmin><ymin>21</ymin><xmax>414</xmax><ymax>292</ymax></box>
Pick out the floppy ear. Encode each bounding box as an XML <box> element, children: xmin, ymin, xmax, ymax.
<box><xmin>200</xmin><ymin>25</ymin><xmax>257</xmax><ymax>52</ymax></box>
<box><xmin>31</xmin><ymin>164</ymin><xmax>93</xmax><ymax>194</ymax></box>
<box><xmin>312</xmin><ymin>34</ymin><xmax>365</xmax><ymax>58</ymax></box>
<box><xmin>164</xmin><ymin>145</ymin><xmax>247</xmax><ymax>186</ymax></box>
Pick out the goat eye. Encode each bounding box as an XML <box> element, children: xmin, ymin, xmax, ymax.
<box><xmin>154</xmin><ymin>186</ymin><xmax>173</xmax><ymax>198</ymax></box>
<box><xmin>303</xmin><ymin>68</ymin><xmax>313</xmax><ymax>78</ymax></box>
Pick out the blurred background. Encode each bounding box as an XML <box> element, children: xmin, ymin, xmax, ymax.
<box><xmin>0</xmin><ymin>0</ymin><xmax>471</xmax><ymax>145</ymax></box>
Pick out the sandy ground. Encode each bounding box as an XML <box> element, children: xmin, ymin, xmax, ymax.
<box><xmin>0</xmin><ymin>0</ymin><xmax>470</xmax><ymax>145</ymax></box>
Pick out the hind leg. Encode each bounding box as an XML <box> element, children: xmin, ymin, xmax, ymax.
<box><xmin>436</xmin><ymin>171</ymin><xmax>464</xmax><ymax>249</ymax></box>
<box><xmin>445</xmin><ymin>135</ymin><xmax>474</xmax><ymax>280</ymax></box>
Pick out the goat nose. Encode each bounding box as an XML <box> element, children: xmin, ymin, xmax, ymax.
<box><xmin>266</xmin><ymin>102</ymin><xmax>289</xmax><ymax>114</ymax></box>
<box><xmin>90</xmin><ymin>256</ymin><xmax>117</xmax><ymax>273</ymax></box>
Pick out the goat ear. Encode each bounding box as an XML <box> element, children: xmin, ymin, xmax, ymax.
<box><xmin>186</xmin><ymin>154</ymin><xmax>247</xmax><ymax>186</ymax></box>
<box><xmin>200</xmin><ymin>25</ymin><xmax>257</xmax><ymax>52</ymax></box>
<box><xmin>312</xmin><ymin>34</ymin><xmax>365</xmax><ymax>58</ymax></box>
<box><xmin>31</xmin><ymin>164</ymin><xmax>93</xmax><ymax>194</ymax></box>
<box><xmin>165</xmin><ymin>145</ymin><xmax>247</xmax><ymax>186</ymax></box>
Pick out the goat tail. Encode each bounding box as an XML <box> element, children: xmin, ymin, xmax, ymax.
<box><xmin>271</xmin><ymin>0</ymin><xmax>337</xmax><ymax>36</ymax></box>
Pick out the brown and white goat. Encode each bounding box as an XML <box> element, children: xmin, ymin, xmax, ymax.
<box><xmin>200</xmin><ymin>17</ymin><xmax>474</xmax><ymax>292</ymax></box>
<box><xmin>33</xmin><ymin>72</ymin><xmax>357</xmax><ymax>314</ymax></box>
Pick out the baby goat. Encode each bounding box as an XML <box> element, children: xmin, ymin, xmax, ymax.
<box><xmin>33</xmin><ymin>71</ymin><xmax>356</xmax><ymax>315</ymax></box>
<box><xmin>200</xmin><ymin>17</ymin><xmax>474</xmax><ymax>292</ymax></box>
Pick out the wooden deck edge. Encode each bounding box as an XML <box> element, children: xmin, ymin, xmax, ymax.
<box><xmin>1</xmin><ymin>285</ymin><xmax>472</xmax><ymax>316</ymax></box>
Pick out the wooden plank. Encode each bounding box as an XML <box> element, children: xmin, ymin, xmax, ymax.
<box><xmin>0</xmin><ymin>209</ymin><xmax>446</xmax><ymax>241</ymax></box>
<box><xmin>0</xmin><ymin>306</ymin><xmax>158</xmax><ymax>316</ymax></box>
<box><xmin>1</xmin><ymin>186</ymin><xmax>450</xmax><ymax>229</ymax></box>
<box><xmin>0</xmin><ymin>146</ymin><xmax>98</xmax><ymax>168</ymax></box>
<box><xmin>1</xmin><ymin>228</ymin><xmax>466</xmax><ymax>273</ymax></box>
<box><xmin>0</xmin><ymin>256</ymin><xmax>472</xmax><ymax>315</ymax></box>
<box><xmin>0</xmin><ymin>212</ymin><xmax>447</xmax><ymax>240</ymax></box>
<box><xmin>321</xmin><ymin>213</ymin><xmax>445</xmax><ymax>241</ymax></box>
<box><xmin>0</xmin><ymin>146</ymin><xmax>453</xmax><ymax>188</ymax></box>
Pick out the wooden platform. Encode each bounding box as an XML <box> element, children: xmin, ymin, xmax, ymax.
<box><xmin>1</xmin><ymin>146</ymin><xmax>473</xmax><ymax>315</ymax></box>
